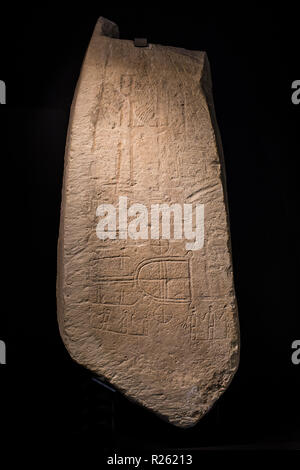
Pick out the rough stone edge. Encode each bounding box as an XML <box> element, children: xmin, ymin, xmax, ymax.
<box><xmin>94</xmin><ymin>16</ymin><xmax>119</xmax><ymax>39</ymax></box>
<box><xmin>200</xmin><ymin>52</ymin><xmax>241</xmax><ymax>393</ymax></box>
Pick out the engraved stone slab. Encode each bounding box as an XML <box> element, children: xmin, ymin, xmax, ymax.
<box><xmin>57</xmin><ymin>17</ymin><xmax>240</xmax><ymax>427</ymax></box>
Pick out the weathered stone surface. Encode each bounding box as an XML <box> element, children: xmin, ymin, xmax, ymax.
<box><xmin>57</xmin><ymin>17</ymin><xmax>240</xmax><ymax>427</ymax></box>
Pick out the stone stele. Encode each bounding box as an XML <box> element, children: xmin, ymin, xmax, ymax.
<box><xmin>57</xmin><ymin>17</ymin><xmax>240</xmax><ymax>428</ymax></box>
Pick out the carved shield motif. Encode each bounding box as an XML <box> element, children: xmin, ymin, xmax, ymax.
<box><xmin>57</xmin><ymin>17</ymin><xmax>240</xmax><ymax>427</ymax></box>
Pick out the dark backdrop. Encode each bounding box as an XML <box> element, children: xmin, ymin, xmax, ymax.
<box><xmin>1</xmin><ymin>4</ymin><xmax>299</xmax><ymax>456</ymax></box>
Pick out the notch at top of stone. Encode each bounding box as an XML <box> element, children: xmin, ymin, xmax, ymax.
<box><xmin>95</xmin><ymin>16</ymin><xmax>119</xmax><ymax>38</ymax></box>
<box><xmin>134</xmin><ymin>38</ymin><xmax>148</xmax><ymax>47</ymax></box>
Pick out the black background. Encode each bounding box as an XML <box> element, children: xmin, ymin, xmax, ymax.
<box><xmin>1</xmin><ymin>3</ymin><xmax>299</xmax><ymax>457</ymax></box>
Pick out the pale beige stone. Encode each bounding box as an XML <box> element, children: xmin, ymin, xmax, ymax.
<box><xmin>57</xmin><ymin>17</ymin><xmax>240</xmax><ymax>427</ymax></box>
